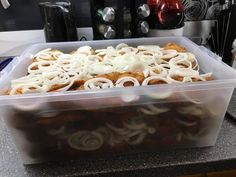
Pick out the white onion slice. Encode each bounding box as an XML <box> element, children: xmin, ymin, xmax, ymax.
<box><xmin>120</xmin><ymin>47</ymin><xmax>139</xmax><ymax>54</ymax></box>
<box><xmin>95</xmin><ymin>49</ymin><xmax>107</xmax><ymax>54</ymax></box>
<box><xmin>116</xmin><ymin>43</ymin><xmax>129</xmax><ymax>50</ymax></box>
<box><xmin>123</xmin><ymin>121</ymin><xmax>147</xmax><ymax>130</ymax></box>
<box><xmin>159</xmin><ymin>63</ymin><xmax>170</xmax><ymax>70</ymax></box>
<box><xmin>149</xmin><ymin>65</ymin><xmax>168</xmax><ymax>77</ymax></box>
<box><xmin>68</xmin><ymin>131</ymin><xmax>104</xmax><ymax>151</ymax></box>
<box><xmin>89</xmin><ymin>63</ymin><xmax>114</xmax><ymax>75</ymax></box>
<box><xmin>76</xmin><ymin>46</ymin><xmax>93</xmax><ymax>56</ymax></box>
<box><xmin>11</xmin><ymin>101</ymin><xmax>46</xmax><ymax>111</ymax></box>
<box><xmin>200</xmin><ymin>73</ymin><xmax>213</xmax><ymax>79</ymax></box>
<box><xmin>162</xmin><ymin>49</ymin><xmax>178</xmax><ymax>60</ymax></box>
<box><xmin>169</xmin><ymin>57</ymin><xmax>192</xmax><ymax>70</ymax></box>
<box><xmin>34</xmin><ymin>49</ymin><xmax>63</xmax><ymax>61</ymax></box>
<box><xmin>139</xmin><ymin>105</ymin><xmax>169</xmax><ymax>115</ymax></box>
<box><xmin>168</xmin><ymin>70</ymin><xmax>205</xmax><ymax>83</ymax></box>
<box><xmin>177</xmin><ymin>105</ymin><xmax>204</xmax><ymax>117</ymax></box>
<box><xmin>181</xmin><ymin>91</ymin><xmax>204</xmax><ymax>105</ymax></box>
<box><xmin>138</xmin><ymin>51</ymin><xmax>156</xmax><ymax>66</ymax></box>
<box><xmin>10</xmin><ymin>84</ymin><xmax>47</xmax><ymax>95</ymax></box>
<box><xmin>42</xmin><ymin>71</ymin><xmax>74</xmax><ymax>92</ymax></box>
<box><xmin>115</xmin><ymin>77</ymin><xmax>140</xmax><ymax>87</ymax></box>
<box><xmin>146</xmin><ymin>91</ymin><xmax>173</xmax><ymax>100</ymax></box>
<box><xmin>34</xmin><ymin>48</ymin><xmax>51</xmax><ymax>56</ymax></box>
<box><xmin>11</xmin><ymin>75</ymin><xmax>43</xmax><ymax>87</ymax></box>
<box><xmin>86</xmin><ymin>55</ymin><xmax>102</xmax><ymax>63</ymax></box>
<box><xmin>28</xmin><ymin>61</ymin><xmax>56</xmax><ymax>74</ymax></box>
<box><xmin>106</xmin><ymin>119</ymin><xmax>156</xmax><ymax>145</ymax></box>
<box><xmin>106</xmin><ymin>123</ymin><xmax>128</xmax><ymax>135</ymax></box>
<box><xmin>174</xmin><ymin>53</ymin><xmax>188</xmax><ymax>60</ymax></box>
<box><xmin>57</xmin><ymin>59</ymin><xmax>77</xmax><ymax>72</ymax></box>
<box><xmin>169</xmin><ymin>68</ymin><xmax>199</xmax><ymax>77</ymax></box>
<box><xmin>176</xmin><ymin>119</ymin><xmax>198</xmax><ymax>127</ymax></box>
<box><xmin>155</xmin><ymin>58</ymin><xmax>169</xmax><ymax>65</ymax></box>
<box><xmin>186</xmin><ymin>53</ymin><xmax>199</xmax><ymax>71</ymax></box>
<box><xmin>84</xmin><ymin>78</ymin><xmax>114</xmax><ymax>90</ymax></box>
<box><xmin>142</xmin><ymin>76</ymin><xmax>171</xmax><ymax>86</ymax></box>
<box><xmin>138</xmin><ymin>45</ymin><xmax>161</xmax><ymax>52</ymax></box>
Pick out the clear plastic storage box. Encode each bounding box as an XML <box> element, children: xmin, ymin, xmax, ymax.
<box><xmin>0</xmin><ymin>37</ymin><xmax>236</xmax><ymax>164</ymax></box>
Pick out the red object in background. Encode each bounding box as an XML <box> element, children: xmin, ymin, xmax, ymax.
<box><xmin>147</xmin><ymin>0</ymin><xmax>161</xmax><ymax>7</ymax></box>
<box><xmin>148</xmin><ymin>0</ymin><xmax>184</xmax><ymax>29</ymax></box>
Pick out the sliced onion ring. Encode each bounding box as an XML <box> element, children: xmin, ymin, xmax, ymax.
<box><xmin>115</xmin><ymin>77</ymin><xmax>140</xmax><ymax>87</ymax></box>
<box><xmin>149</xmin><ymin>65</ymin><xmax>168</xmax><ymax>77</ymax></box>
<box><xmin>137</xmin><ymin>45</ymin><xmax>161</xmax><ymax>52</ymax></box>
<box><xmin>120</xmin><ymin>47</ymin><xmax>139</xmax><ymax>54</ymax></box>
<box><xmin>34</xmin><ymin>49</ymin><xmax>63</xmax><ymax>61</ymax></box>
<box><xmin>116</xmin><ymin>43</ymin><xmax>129</xmax><ymax>50</ymax></box>
<box><xmin>169</xmin><ymin>57</ymin><xmax>192</xmax><ymax>69</ymax></box>
<box><xmin>28</xmin><ymin>61</ymin><xmax>55</xmax><ymax>74</ymax></box>
<box><xmin>161</xmin><ymin>49</ymin><xmax>178</xmax><ymax>60</ymax></box>
<box><xmin>142</xmin><ymin>76</ymin><xmax>172</xmax><ymax>86</ymax></box>
<box><xmin>10</xmin><ymin>84</ymin><xmax>47</xmax><ymax>95</ymax></box>
<box><xmin>68</xmin><ymin>131</ymin><xmax>104</xmax><ymax>151</ymax></box>
<box><xmin>84</xmin><ymin>78</ymin><xmax>114</xmax><ymax>90</ymax></box>
<box><xmin>139</xmin><ymin>105</ymin><xmax>169</xmax><ymax>115</ymax></box>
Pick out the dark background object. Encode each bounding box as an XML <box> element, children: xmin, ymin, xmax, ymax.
<box><xmin>70</xmin><ymin>0</ymin><xmax>92</xmax><ymax>27</ymax></box>
<box><xmin>0</xmin><ymin>0</ymin><xmax>43</xmax><ymax>31</ymax></box>
<box><xmin>90</xmin><ymin>0</ymin><xmax>128</xmax><ymax>40</ymax></box>
<box><xmin>148</xmin><ymin>0</ymin><xmax>184</xmax><ymax>29</ymax></box>
<box><xmin>222</xmin><ymin>3</ymin><xmax>236</xmax><ymax>65</ymax></box>
<box><xmin>131</xmin><ymin>0</ymin><xmax>150</xmax><ymax>37</ymax></box>
<box><xmin>39</xmin><ymin>1</ymin><xmax>78</xmax><ymax>42</ymax></box>
<box><xmin>207</xmin><ymin>1</ymin><xmax>236</xmax><ymax>66</ymax></box>
<box><xmin>0</xmin><ymin>0</ymin><xmax>92</xmax><ymax>32</ymax></box>
<box><xmin>183</xmin><ymin>0</ymin><xmax>221</xmax><ymax>21</ymax></box>
<box><xmin>90</xmin><ymin>0</ymin><xmax>150</xmax><ymax>40</ymax></box>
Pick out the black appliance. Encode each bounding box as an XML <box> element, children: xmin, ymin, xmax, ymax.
<box><xmin>90</xmin><ymin>0</ymin><xmax>150</xmax><ymax>40</ymax></box>
<box><xmin>39</xmin><ymin>0</ymin><xmax>78</xmax><ymax>42</ymax></box>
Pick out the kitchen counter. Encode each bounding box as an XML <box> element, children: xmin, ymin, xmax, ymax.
<box><xmin>0</xmin><ymin>114</ymin><xmax>236</xmax><ymax>177</ymax></box>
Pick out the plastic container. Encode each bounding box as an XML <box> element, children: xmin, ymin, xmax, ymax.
<box><xmin>0</xmin><ymin>57</ymin><xmax>13</xmax><ymax>72</ymax></box>
<box><xmin>0</xmin><ymin>37</ymin><xmax>236</xmax><ymax>164</ymax></box>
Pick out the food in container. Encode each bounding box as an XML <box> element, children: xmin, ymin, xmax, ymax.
<box><xmin>7</xmin><ymin>43</ymin><xmax>212</xmax><ymax>95</ymax></box>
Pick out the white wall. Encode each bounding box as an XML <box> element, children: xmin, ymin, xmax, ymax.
<box><xmin>0</xmin><ymin>28</ymin><xmax>93</xmax><ymax>57</ymax></box>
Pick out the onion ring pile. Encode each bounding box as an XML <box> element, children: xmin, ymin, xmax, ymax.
<box><xmin>9</xmin><ymin>43</ymin><xmax>213</xmax><ymax>95</ymax></box>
